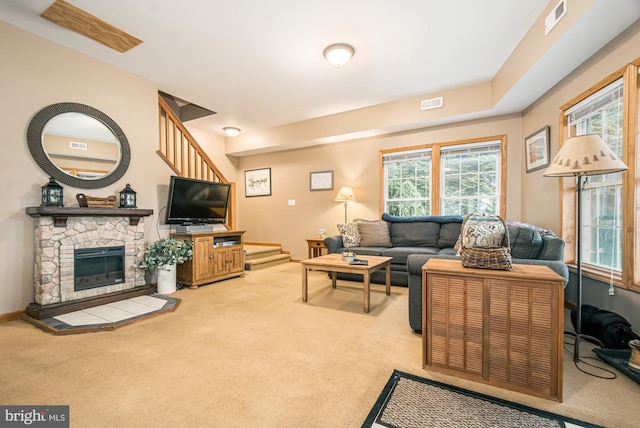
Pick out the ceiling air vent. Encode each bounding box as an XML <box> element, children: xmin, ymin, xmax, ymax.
<box><xmin>420</xmin><ymin>97</ymin><xmax>444</xmax><ymax>111</ymax></box>
<box><xmin>545</xmin><ymin>0</ymin><xmax>567</xmax><ymax>36</ymax></box>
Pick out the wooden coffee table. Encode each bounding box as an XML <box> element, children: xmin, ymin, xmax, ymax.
<box><xmin>301</xmin><ymin>253</ymin><xmax>392</xmax><ymax>313</ymax></box>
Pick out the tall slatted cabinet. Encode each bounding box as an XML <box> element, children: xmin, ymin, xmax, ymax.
<box><xmin>422</xmin><ymin>259</ymin><xmax>564</xmax><ymax>401</ymax></box>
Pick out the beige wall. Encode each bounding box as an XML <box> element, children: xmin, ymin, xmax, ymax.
<box><xmin>521</xmin><ymin>19</ymin><xmax>640</xmax><ymax>230</ymax></box>
<box><xmin>236</xmin><ymin>114</ymin><xmax>524</xmax><ymax>259</ymax></box>
<box><xmin>0</xmin><ymin>21</ymin><xmax>165</xmax><ymax>314</ymax></box>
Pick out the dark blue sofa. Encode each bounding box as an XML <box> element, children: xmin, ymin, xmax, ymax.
<box><xmin>323</xmin><ymin>213</ymin><xmax>568</xmax><ymax>331</ymax></box>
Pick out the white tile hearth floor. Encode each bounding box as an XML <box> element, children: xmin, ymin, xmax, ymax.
<box><xmin>54</xmin><ymin>295</ymin><xmax>168</xmax><ymax>326</ymax></box>
<box><xmin>21</xmin><ymin>294</ymin><xmax>180</xmax><ymax>335</ymax></box>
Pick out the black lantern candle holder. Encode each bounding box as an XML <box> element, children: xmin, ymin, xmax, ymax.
<box><xmin>119</xmin><ymin>183</ymin><xmax>137</xmax><ymax>208</ymax></box>
<box><xmin>41</xmin><ymin>177</ymin><xmax>64</xmax><ymax>207</ymax></box>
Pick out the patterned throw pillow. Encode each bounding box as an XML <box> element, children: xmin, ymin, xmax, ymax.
<box><xmin>338</xmin><ymin>222</ymin><xmax>361</xmax><ymax>248</ymax></box>
<box><xmin>459</xmin><ymin>218</ymin><xmax>505</xmax><ymax>248</ymax></box>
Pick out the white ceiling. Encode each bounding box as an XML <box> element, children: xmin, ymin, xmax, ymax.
<box><xmin>1</xmin><ymin>0</ymin><xmax>639</xmax><ymax>138</ymax></box>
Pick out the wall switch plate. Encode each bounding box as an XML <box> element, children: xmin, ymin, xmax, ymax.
<box><xmin>288</xmin><ymin>199</ymin><xmax>295</xmax><ymax>206</ymax></box>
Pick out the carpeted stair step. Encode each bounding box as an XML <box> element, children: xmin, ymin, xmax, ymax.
<box><xmin>245</xmin><ymin>247</ymin><xmax>283</xmax><ymax>261</ymax></box>
<box><xmin>243</xmin><ymin>244</ymin><xmax>291</xmax><ymax>271</ymax></box>
<box><xmin>244</xmin><ymin>253</ymin><xmax>291</xmax><ymax>271</ymax></box>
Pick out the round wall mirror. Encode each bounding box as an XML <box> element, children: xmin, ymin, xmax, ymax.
<box><xmin>27</xmin><ymin>103</ymin><xmax>131</xmax><ymax>189</ymax></box>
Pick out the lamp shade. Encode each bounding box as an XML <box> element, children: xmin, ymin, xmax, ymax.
<box><xmin>323</xmin><ymin>43</ymin><xmax>354</xmax><ymax>67</ymax></box>
<box><xmin>335</xmin><ymin>186</ymin><xmax>355</xmax><ymax>202</ymax></box>
<box><xmin>543</xmin><ymin>134</ymin><xmax>628</xmax><ymax>177</ymax></box>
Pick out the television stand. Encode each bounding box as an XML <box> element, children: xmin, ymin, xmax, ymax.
<box><xmin>171</xmin><ymin>230</ymin><xmax>246</xmax><ymax>288</ymax></box>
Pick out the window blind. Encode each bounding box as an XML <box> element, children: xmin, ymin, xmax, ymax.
<box><xmin>383</xmin><ymin>149</ymin><xmax>431</xmax><ymax>164</ymax></box>
<box><xmin>565</xmin><ymin>78</ymin><xmax>623</xmax><ymax>124</ymax></box>
<box><xmin>441</xmin><ymin>141</ymin><xmax>501</xmax><ymax>157</ymax></box>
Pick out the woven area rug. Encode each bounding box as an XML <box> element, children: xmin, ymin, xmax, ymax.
<box><xmin>362</xmin><ymin>370</ymin><xmax>601</xmax><ymax>428</ymax></box>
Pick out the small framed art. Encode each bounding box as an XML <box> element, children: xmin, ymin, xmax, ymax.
<box><xmin>245</xmin><ymin>167</ymin><xmax>272</xmax><ymax>197</ymax></box>
<box><xmin>310</xmin><ymin>170</ymin><xmax>334</xmax><ymax>191</ymax></box>
<box><xmin>525</xmin><ymin>126</ymin><xmax>550</xmax><ymax>173</ymax></box>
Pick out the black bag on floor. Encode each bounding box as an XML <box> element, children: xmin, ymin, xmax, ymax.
<box><xmin>570</xmin><ymin>304</ymin><xmax>640</xmax><ymax>349</ymax></box>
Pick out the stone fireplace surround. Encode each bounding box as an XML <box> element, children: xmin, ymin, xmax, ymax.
<box><xmin>26</xmin><ymin>207</ymin><xmax>153</xmax><ymax>318</ymax></box>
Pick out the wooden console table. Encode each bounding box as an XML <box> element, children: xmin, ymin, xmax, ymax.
<box><xmin>422</xmin><ymin>259</ymin><xmax>564</xmax><ymax>401</ymax></box>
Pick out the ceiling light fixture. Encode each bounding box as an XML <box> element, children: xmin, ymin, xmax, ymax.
<box><xmin>223</xmin><ymin>127</ymin><xmax>241</xmax><ymax>137</ymax></box>
<box><xmin>323</xmin><ymin>43</ymin><xmax>355</xmax><ymax>67</ymax></box>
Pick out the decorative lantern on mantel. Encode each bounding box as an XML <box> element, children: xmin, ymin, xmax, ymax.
<box><xmin>41</xmin><ymin>177</ymin><xmax>63</xmax><ymax>207</ymax></box>
<box><xmin>119</xmin><ymin>183</ymin><xmax>137</xmax><ymax>208</ymax></box>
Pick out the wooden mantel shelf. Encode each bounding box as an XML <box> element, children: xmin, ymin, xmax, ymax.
<box><xmin>26</xmin><ymin>206</ymin><xmax>154</xmax><ymax>227</ymax></box>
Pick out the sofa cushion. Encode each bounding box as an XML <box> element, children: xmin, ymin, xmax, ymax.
<box><xmin>538</xmin><ymin>234</ymin><xmax>565</xmax><ymax>261</ymax></box>
<box><xmin>438</xmin><ymin>247</ymin><xmax>459</xmax><ymax>255</ymax></box>
<box><xmin>508</xmin><ymin>227</ymin><xmax>543</xmax><ymax>259</ymax></box>
<box><xmin>406</xmin><ymin>253</ymin><xmax>461</xmax><ymax>275</ymax></box>
<box><xmin>344</xmin><ymin>247</ymin><xmax>385</xmax><ymax>257</ymax></box>
<box><xmin>383</xmin><ymin>247</ymin><xmax>439</xmax><ymax>265</ymax></box>
<box><xmin>438</xmin><ymin>222</ymin><xmax>462</xmax><ymax>248</ymax></box>
<box><xmin>358</xmin><ymin>221</ymin><xmax>392</xmax><ymax>247</ymax></box>
<box><xmin>389</xmin><ymin>221</ymin><xmax>440</xmax><ymax>247</ymax></box>
<box><xmin>337</xmin><ymin>223</ymin><xmax>360</xmax><ymax>248</ymax></box>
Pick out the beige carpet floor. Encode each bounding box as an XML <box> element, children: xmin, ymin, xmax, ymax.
<box><xmin>0</xmin><ymin>262</ymin><xmax>638</xmax><ymax>427</ymax></box>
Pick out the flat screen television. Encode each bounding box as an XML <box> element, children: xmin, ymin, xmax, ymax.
<box><xmin>165</xmin><ymin>176</ymin><xmax>231</xmax><ymax>225</ymax></box>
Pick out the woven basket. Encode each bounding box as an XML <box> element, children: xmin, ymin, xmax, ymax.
<box><xmin>458</xmin><ymin>213</ymin><xmax>512</xmax><ymax>271</ymax></box>
<box><xmin>76</xmin><ymin>193</ymin><xmax>117</xmax><ymax>208</ymax></box>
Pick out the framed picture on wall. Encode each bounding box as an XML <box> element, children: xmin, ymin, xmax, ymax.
<box><xmin>245</xmin><ymin>168</ymin><xmax>272</xmax><ymax>197</ymax></box>
<box><xmin>309</xmin><ymin>170</ymin><xmax>334</xmax><ymax>191</ymax></box>
<box><xmin>525</xmin><ymin>126</ymin><xmax>550</xmax><ymax>173</ymax></box>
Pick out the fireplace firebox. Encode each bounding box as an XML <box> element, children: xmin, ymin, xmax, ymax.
<box><xmin>74</xmin><ymin>246</ymin><xmax>125</xmax><ymax>291</ymax></box>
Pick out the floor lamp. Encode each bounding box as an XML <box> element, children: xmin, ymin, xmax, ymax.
<box><xmin>543</xmin><ymin>134</ymin><xmax>628</xmax><ymax>362</ymax></box>
<box><xmin>335</xmin><ymin>186</ymin><xmax>356</xmax><ymax>223</ymax></box>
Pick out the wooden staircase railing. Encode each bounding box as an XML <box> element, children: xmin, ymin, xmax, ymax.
<box><xmin>157</xmin><ymin>94</ymin><xmax>236</xmax><ymax>230</ymax></box>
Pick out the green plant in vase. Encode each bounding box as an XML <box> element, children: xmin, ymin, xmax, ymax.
<box><xmin>137</xmin><ymin>238</ymin><xmax>193</xmax><ymax>272</ymax></box>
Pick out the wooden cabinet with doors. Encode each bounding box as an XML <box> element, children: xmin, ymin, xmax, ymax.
<box><xmin>172</xmin><ymin>230</ymin><xmax>245</xmax><ymax>288</ymax></box>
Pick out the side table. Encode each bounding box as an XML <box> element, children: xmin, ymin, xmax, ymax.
<box><xmin>306</xmin><ymin>238</ymin><xmax>327</xmax><ymax>258</ymax></box>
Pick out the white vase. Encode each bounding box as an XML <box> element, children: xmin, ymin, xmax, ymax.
<box><xmin>156</xmin><ymin>264</ymin><xmax>177</xmax><ymax>294</ymax></box>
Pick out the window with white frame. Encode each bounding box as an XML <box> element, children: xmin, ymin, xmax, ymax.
<box><xmin>382</xmin><ymin>138</ymin><xmax>504</xmax><ymax>216</ymax></box>
<box><xmin>383</xmin><ymin>149</ymin><xmax>432</xmax><ymax>216</ymax></box>
<box><xmin>565</xmin><ymin>78</ymin><xmax>624</xmax><ymax>271</ymax></box>
<box><xmin>440</xmin><ymin>141</ymin><xmax>502</xmax><ymax>216</ymax></box>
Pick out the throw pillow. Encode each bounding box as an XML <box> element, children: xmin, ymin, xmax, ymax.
<box><xmin>358</xmin><ymin>220</ymin><xmax>392</xmax><ymax>247</ymax></box>
<box><xmin>459</xmin><ymin>218</ymin><xmax>505</xmax><ymax>248</ymax></box>
<box><xmin>337</xmin><ymin>223</ymin><xmax>361</xmax><ymax>248</ymax></box>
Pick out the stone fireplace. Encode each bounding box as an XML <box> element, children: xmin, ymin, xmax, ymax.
<box><xmin>26</xmin><ymin>207</ymin><xmax>153</xmax><ymax>316</ymax></box>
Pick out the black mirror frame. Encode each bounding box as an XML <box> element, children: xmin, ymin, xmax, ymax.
<box><xmin>27</xmin><ymin>102</ymin><xmax>131</xmax><ymax>189</ymax></box>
